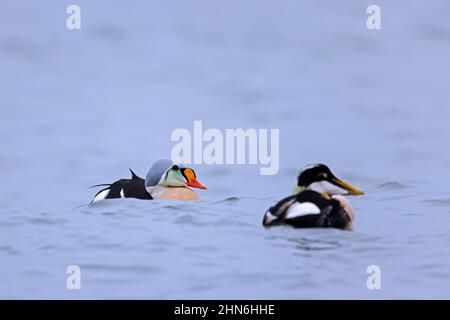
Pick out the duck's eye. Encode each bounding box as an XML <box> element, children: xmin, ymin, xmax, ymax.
<box><xmin>321</xmin><ymin>173</ymin><xmax>328</xmax><ymax>179</ymax></box>
<box><xmin>171</xmin><ymin>165</ymin><xmax>179</xmax><ymax>171</ymax></box>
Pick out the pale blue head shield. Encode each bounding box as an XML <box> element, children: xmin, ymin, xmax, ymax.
<box><xmin>145</xmin><ymin>159</ymin><xmax>175</xmax><ymax>187</ymax></box>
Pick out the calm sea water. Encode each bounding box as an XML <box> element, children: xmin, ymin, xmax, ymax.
<box><xmin>1</xmin><ymin>1</ymin><xmax>450</xmax><ymax>299</ymax></box>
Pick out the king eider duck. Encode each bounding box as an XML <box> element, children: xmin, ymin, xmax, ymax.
<box><xmin>263</xmin><ymin>164</ymin><xmax>364</xmax><ymax>229</ymax></box>
<box><xmin>90</xmin><ymin>159</ymin><xmax>207</xmax><ymax>204</ymax></box>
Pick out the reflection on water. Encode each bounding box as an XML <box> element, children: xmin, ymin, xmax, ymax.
<box><xmin>421</xmin><ymin>198</ymin><xmax>450</xmax><ymax>206</ymax></box>
<box><xmin>289</xmin><ymin>237</ymin><xmax>342</xmax><ymax>252</ymax></box>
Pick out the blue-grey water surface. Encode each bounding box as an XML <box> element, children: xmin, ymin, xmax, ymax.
<box><xmin>1</xmin><ymin>0</ymin><xmax>450</xmax><ymax>299</ymax></box>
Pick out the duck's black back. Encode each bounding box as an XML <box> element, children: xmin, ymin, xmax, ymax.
<box><xmin>92</xmin><ymin>169</ymin><xmax>152</xmax><ymax>203</ymax></box>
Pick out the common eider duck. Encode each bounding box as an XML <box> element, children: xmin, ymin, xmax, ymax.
<box><xmin>263</xmin><ymin>164</ymin><xmax>364</xmax><ymax>229</ymax></box>
<box><xmin>90</xmin><ymin>159</ymin><xmax>206</xmax><ymax>203</ymax></box>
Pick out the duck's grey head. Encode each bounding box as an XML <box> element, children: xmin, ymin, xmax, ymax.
<box><xmin>144</xmin><ymin>159</ymin><xmax>207</xmax><ymax>190</ymax></box>
<box><xmin>145</xmin><ymin>159</ymin><xmax>177</xmax><ymax>187</ymax></box>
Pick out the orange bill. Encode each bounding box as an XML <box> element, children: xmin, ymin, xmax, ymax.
<box><xmin>183</xmin><ymin>168</ymin><xmax>207</xmax><ymax>190</ymax></box>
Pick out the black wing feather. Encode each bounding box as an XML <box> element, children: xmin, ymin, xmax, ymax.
<box><xmin>89</xmin><ymin>169</ymin><xmax>152</xmax><ymax>204</ymax></box>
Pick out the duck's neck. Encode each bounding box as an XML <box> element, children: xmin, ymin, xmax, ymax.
<box><xmin>146</xmin><ymin>185</ymin><xmax>199</xmax><ymax>201</ymax></box>
<box><xmin>331</xmin><ymin>194</ymin><xmax>355</xmax><ymax>221</ymax></box>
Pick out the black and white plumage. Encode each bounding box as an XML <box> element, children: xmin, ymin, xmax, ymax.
<box><xmin>263</xmin><ymin>164</ymin><xmax>364</xmax><ymax>230</ymax></box>
<box><xmin>90</xmin><ymin>169</ymin><xmax>152</xmax><ymax>204</ymax></box>
<box><xmin>263</xmin><ymin>191</ymin><xmax>352</xmax><ymax>229</ymax></box>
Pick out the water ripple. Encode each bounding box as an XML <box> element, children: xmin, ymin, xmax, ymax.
<box><xmin>376</xmin><ymin>181</ymin><xmax>413</xmax><ymax>190</ymax></box>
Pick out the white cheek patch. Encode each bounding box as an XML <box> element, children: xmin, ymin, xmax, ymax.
<box><xmin>120</xmin><ymin>188</ymin><xmax>125</xmax><ymax>198</ymax></box>
<box><xmin>285</xmin><ymin>202</ymin><xmax>321</xmax><ymax>219</ymax></box>
<box><xmin>309</xmin><ymin>181</ymin><xmax>347</xmax><ymax>195</ymax></box>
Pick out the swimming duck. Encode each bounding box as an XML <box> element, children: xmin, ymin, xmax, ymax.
<box><xmin>262</xmin><ymin>164</ymin><xmax>364</xmax><ymax>229</ymax></box>
<box><xmin>90</xmin><ymin>159</ymin><xmax>207</xmax><ymax>204</ymax></box>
